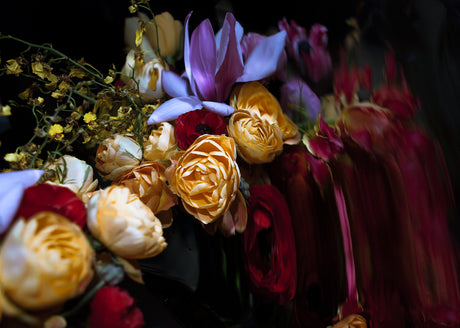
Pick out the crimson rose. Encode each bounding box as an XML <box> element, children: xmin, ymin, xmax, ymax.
<box><xmin>242</xmin><ymin>184</ymin><xmax>297</xmax><ymax>305</ymax></box>
<box><xmin>90</xmin><ymin>286</ymin><xmax>144</xmax><ymax>328</ymax></box>
<box><xmin>174</xmin><ymin>109</ymin><xmax>227</xmax><ymax>150</ymax></box>
<box><xmin>15</xmin><ymin>183</ymin><xmax>87</xmax><ymax>228</ymax></box>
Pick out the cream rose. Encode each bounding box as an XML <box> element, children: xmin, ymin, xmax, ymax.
<box><xmin>143</xmin><ymin>122</ymin><xmax>179</xmax><ymax>163</ymax></box>
<box><xmin>114</xmin><ymin>162</ymin><xmax>178</xmax><ymax>228</ymax></box>
<box><xmin>167</xmin><ymin>134</ymin><xmax>240</xmax><ymax>224</ymax></box>
<box><xmin>228</xmin><ymin>109</ymin><xmax>284</xmax><ymax>164</ymax></box>
<box><xmin>0</xmin><ymin>212</ymin><xmax>94</xmax><ymax>310</ymax></box>
<box><xmin>87</xmin><ymin>186</ymin><xmax>167</xmax><ymax>259</ymax></box>
<box><xmin>231</xmin><ymin>81</ymin><xmax>300</xmax><ymax>144</ymax></box>
<box><xmin>95</xmin><ymin>134</ymin><xmax>142</xmax><ymax>181</ymax></box>
<box><xmin>46</xmin><ymin>155</ymin><xmax>98</xmax><ymax>203</ymax></box>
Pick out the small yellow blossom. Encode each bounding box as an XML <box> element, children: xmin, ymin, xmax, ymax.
<box><xmin>129</xmin><ymin>4</ymin><xmax>137</xmax><ymax>13</ymax></box>
<box><xmin>19</xmin><ymin>87</ymin><xmax>34</xmax><ymax>100</ymax></box>
<box><xmin>49</xmin><ymin>124</ymin><xmax>64</xmax><ymax>141</ymax></box>
<box><xmin>104</xmin><ymin>75</ymin><xmax>114</xmax><ymax>84</ymax></box>
<box><xmin>0</xmin><ymin>105</ymin><xmax>11</xmax><ymax>116</ymax></box>
<box><xmin>63</xmin><ymin>124</ymin><xmax>73</xmax><ymax>133</ymax></box>
<box><xmin>51</xmin><ymin>90</ymin><xmax>66</xmax><ymax>99</ymax></box>
<box><xmin>4</xmin><ymin>153</ymin><xmax>24</xmax><ymax>162</ymax></box>
<box><xmin>33</xmin><ymin>97</ymin><xmax>45</xmax><ymax>106</ymax></box>
<box><xmin>83</xmin><ymin>112</ymin><xmax>97</xmax><ymax>124</ymax></box>
<box><xmin>6</xmin><ymin>59</ymin><xmax>22</xmax><ymax>75</ymax></box>
<box><xmin>69</xmin><ymin>67</ymin><xmax>86</xmax><ymax>79</ymax></box>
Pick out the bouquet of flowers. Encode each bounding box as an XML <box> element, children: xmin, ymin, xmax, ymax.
<box><xmin>0</xmin><ymin>1</ymin><xmax>459</xmax><ymax>327</ymax></box>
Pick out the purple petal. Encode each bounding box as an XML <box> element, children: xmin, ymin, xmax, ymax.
<box><xmin>201</xmin><ymin>101</ymin><xmax>235</xmax><ymax>116</ymax></box>
<box><xmin>189</xmin><ymin>19</ymin><xmax>217</xmax><ymax>100</ymax></box>
<box><xmin>237</xmin><ymin>30</ymin><xmax>287</xmax><ymax>82</ymax></box>
<box><xmin>147</xmin><ymin>96</ymin><xmax>202</xmax><ymax>124</ymax></box>
<box><xmin>183</xmin><ymin>12</ymin><xmax>197</xmax><ymax>96</ymax></box>
<box><xmin>280</xmin><ymin>78</ymin><xmax>321</xmax><ymax>120</ymax></box>
<box><xmin>162</xmin><ymin>70</ymin><xmax>191</xmax><ymax>98</ymax></box>
<box><xmin>0</xmin><ymin>170</ymin><xmax>44</xmax><ymax>233</ymax></box>
<box><xmin>214</xmin><ymin>13</ymin><xmax>244</xmax><ymax>102</ymax></box>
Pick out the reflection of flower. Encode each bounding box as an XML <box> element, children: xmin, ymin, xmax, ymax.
<box><xmin>167</xmin><ymin>134</ymin><xmax>240</xmax><ymax>225</ymax></box>
<box><xmin>0</xmin><ymin>212</ymin><xmax>94</xmax><ymax>310</ymax></box>
<box><xmin>114</xmin><ymin>161</ymin><xmax>178</xmax><ymax>227</ymax></box>
<box><xmin>90</xmin><ymin>286</ymin><xmax>144</xmax><ymax>328</ymax></box>
<box><xmin>242</xmin><ymin>184</ymin><xmax>297</xmax><ymax>305</ymax></box>
<box><xmin>175</xmin><ymin>109</ymin><xmax>227</xmax><ymax>150</ymax></box>
<box><xmin>228</xmin><ymin>109</ymin><xmax>283</xmax><ymax>164</ymax></box>
<box><xmin>87</xmin><ymin>185</ymin><xmax>167</xmax><ymax>259</ymax></box>
<box><xmin>95</xmin><ymin>134</ymin><xmax>142</xmax><ymax>181</ymax></box>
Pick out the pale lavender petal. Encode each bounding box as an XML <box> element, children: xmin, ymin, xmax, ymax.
<box><xmin>215</xmin><ymin>12</ymin><xmax>244</xmax><ymax>101</ymax></box>
<box><xmin>183</xmin><ymin>12</ymin><xmax>197</xmax><ymax>96</ymax></box>
<box><xmin>216</xmin><ymin>17</ymin><xmax>244</xmax><ymax>50</ymax></box>
<box><xmin>0</xmin><ymin>170</ymin><xmax>44</xmax><ymax>233</ymax></box>
<box><xmin>202</xmin><ymin>101</ymin><xmax>235</xmax><ymax>117</ymax></box>
<box><xmin>147</xmin><ymin>96</ymin><xmax>202</xmax><ymax>124</ymax></box>
<box><xmin>162</xmin><ymin>70</ymin><xmax>191</xmax><ymax>98</ymax></box>
<box><xmin>189</xmin><ymin>19</ymin><xmax>217</xmax><ymax>100</ymax></box>
<box><xmin>237</xmin><ymin>30</ymin><xmax>287</xmax><ymax>82</ymax></box>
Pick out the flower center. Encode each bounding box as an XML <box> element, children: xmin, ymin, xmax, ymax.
<box><xmin>195</xmin><ymin>123</ymin><xmax>213</xmax><ymax>135</ymax></box>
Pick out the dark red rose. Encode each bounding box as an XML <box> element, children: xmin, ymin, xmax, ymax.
<box><xmin>174</xmin><ymin>109</ymin><xmax>227</xmax><ymax>150</ymax></box>
<box><xmin>90</xmin><ymin>286</ymin><xmax>144</xmax><ymax>328</ymax></box>
<box><xmin>242</xmin><ymin>184</ymin><xmax>297</xmax><ymax>305</ymax></box>
<box><xmin>15</xmin><ymin>183</ymin><xmax>87</xmax><ymax>228</ymax></box>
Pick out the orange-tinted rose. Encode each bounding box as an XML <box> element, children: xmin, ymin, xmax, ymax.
<box><xmin>114</xmin><ymin>161</ymin><xmax>178</xmax><ymax>227</ymax></box>
<box><xmin>231</xmin><ymin>81</ymin><xmax>300</xmax><ymax>144</ymax></box>
<box><xmin>167</xmin><ymin>134</ymin><xmax>240</xmax><ymax>224</ymax></box>
<box><xmin>228</xmin><ymin>109</ymin><xmax>283</xmax><ymax>164</ymax></box>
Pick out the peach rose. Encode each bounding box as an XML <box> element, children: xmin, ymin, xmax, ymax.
<box><xmin>167</xmin><ymin>134</ymin><xmax>240</xmax><ymax>224</ymax></box>
<box><xmin>0</xmin><ymin>212</ymin><xmax>94</xmax><ymax>310</ymax></box>
<box><xmin>332</xmin><ymin>314</ymin><xmax>367</xmax><ymax>328</ymax></box>
<box><xmin>231</xmin><ymin>81</ymin><xmax>300</xmax><ymax>144</ymax></box>
<box><xmin>114</xmin><ymin>161</ymin><xmax>178</xmax><ymax>228</ymax></box>
<box><xmin>143</xmin><ymin>122</ymin><xmax>179</xmax><ymax>163</ymax></box>
<box><xmin>228</xmin><ymin>109</ymin><xmax>284</xmax><ymax>164</ymax></box>
<box><xmin>87</xmin><ymin>186</ymin><xmax>167</xmax><ymax>259</ymax></box>
<box><xmin>95</xmin><ymin>134</ymin><xmax>142</xmax><ymax>181</ymax></box>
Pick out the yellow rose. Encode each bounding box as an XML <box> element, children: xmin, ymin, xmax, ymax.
<box><xmin>46</xmin><ymin>155</ymin><xmax>98</xmax><ymax>203</ymax></box>
<box><xmin>114</xmin><ymin>161</ymin><xmax>178</xmax><ymax>228</ymax></box>
<box><xmin>231</xmin><ymin>81</ymin><xmax>300</xmax><ymax>144</ymax></box>
<box><xmin>95</xmin><ymin>134</ymin><xmax>142</xmax><ymax>181</ymax></box>
<box><xmin>168</xmin><ymin>134</ymin><xmax>240</xmax><ymax>224</ymax></box>
<box><xmin>143</xmin><ymin>122</ymin><xmax>179</xmax><ymax>163</ymax></box>
<box><xmin>87</xmin><ymin>186</ymin><xmax>167</xmax><ymax>259</ymax></box>
<box><xmin>0</xmin><ymin>212</ymin><xmax>94</xmax><ymax>310</ymax></box>
<box><xmin>228</xmin><ymin>109</ymin><xmax>284</xmax><ymax>164</ymax></box>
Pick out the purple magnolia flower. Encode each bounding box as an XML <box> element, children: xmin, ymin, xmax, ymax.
<box><xmin>0</xmin><ymin>169</ymin><xmax>44</xmax><ymax>233</ymax></box>
<box><xmin>147</xmin><ymin>12</ymin><xmax>287</xmax><ymax>125</ymax></box>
